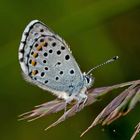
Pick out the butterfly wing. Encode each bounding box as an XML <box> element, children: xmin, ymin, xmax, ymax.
<box><xmin>19</xmin><ymin>20</ymin><xmax>84</xmax><ymax>98</ymax></box>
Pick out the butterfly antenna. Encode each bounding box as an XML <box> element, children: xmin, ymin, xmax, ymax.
<box><xmin>87</xmin><ymin>56</ymin><xmax>119</xmax><ymax>75</ymax></box>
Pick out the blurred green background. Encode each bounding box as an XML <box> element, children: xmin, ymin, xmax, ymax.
<box><xmin>0</xmin><ymin>0</ymin><xmax>140</xmax><ymax>140</ymax></box>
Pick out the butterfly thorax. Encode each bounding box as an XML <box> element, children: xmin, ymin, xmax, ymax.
<box><xmin>60</xmin><ymin>73</ymin><xmax>94</xmax><ymax>102</ymax></box>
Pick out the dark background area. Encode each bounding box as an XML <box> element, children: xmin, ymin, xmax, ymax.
<box><xmin>0</xmin><ymin>0</ymin><xmax>140</xmax><ymax>140</ymax></box>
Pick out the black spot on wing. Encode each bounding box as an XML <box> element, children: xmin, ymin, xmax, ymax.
<box><xmin>19</xmin><ymin>58</ymin><xmax>24</xmax><ymax>62</ymax></box>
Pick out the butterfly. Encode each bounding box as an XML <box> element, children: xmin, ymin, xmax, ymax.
<box><xmin>19</xmin><ymin>20</ymin><xmax>118</xmax><ymax>112</ymax></box>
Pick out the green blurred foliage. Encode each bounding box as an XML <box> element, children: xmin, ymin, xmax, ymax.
<box><xmin>0</xmin><ymin>0</ymin><xmax>140</xmax><ymax>140</ymax></box>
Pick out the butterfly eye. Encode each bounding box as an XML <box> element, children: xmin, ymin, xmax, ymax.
<box><xmin>85</xmin><ymin>76</ymin><xmax>90</xmax><ymax>83</ymax></box>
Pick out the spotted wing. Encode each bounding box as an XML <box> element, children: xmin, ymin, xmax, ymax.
<box><xmin>19</xmin><ymin>20</ymin><xmax>84</xmax><ymax>97</ymax></box>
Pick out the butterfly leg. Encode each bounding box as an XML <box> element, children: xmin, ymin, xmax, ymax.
<box><xmin>81</xmin><ymin>94</ymin><xmax>88</xmax><ymax>109</ymax></box>
<box><xmin>63</xmin><ymin>97</ymin><xmax>74</xmax><ymax>118</ymax></box>
<box><xmin>45</xmin><ymin>95</ymin><xmax>87</xmax><ymax>131</ymax></box>
<box><xmin>75</xmin><ymin>93</ymin><xmax>88</xmax><ymax>112</ymax></box>
<box><xmin>45</xmin><ymin>103</ymin><xmax>79</xmax><ymax>131</ymax></box>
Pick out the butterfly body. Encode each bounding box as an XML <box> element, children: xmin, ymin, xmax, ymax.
<box><xmin>19</xmin><ymin>20</ymin><xmax>94</xmax><ymax>104</ymax></box>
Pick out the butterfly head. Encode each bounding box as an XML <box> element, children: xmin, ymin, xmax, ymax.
<box><xmin>83</xmin><ymin>73</ymin><xmax>94</xmax><ymax>89</ymax></box>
